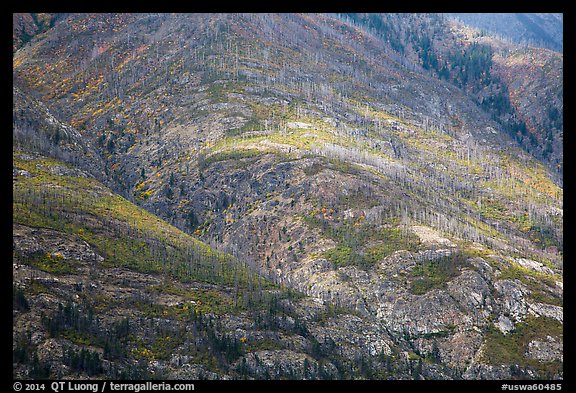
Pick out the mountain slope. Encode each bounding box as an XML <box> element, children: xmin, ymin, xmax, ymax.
<box><xmin>447</xmin><ymin>13</ymin><xmax>563</xmax><ymax>52</ymax></box>
<box><xmin>12</xmin><ymin>13</ymin><xmax>63</xmax><ymax>52</ymax></box>
<box><xmin>13</xmin><ymin>98</ymin><xmax>421</xmax><ymax>380</ymax></box>
<box><xmin>13</xmin><ymin>13</ymin><xmax>563</xmax><ymax>380</ymax></box>
<box><xmin>341</xmin><ymin>13</ymin><xmax>563</xmax><ymax>181</ymax></box>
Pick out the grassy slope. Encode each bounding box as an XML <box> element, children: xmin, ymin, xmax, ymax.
<box><xmin>12</xmin><ymin>150</ymin><xmax>308</xmax><ymax>379</ymax></box>
<box><xmin>13</xmin><ymin>150</ymin><xmax>266</xmax><ymax>290</ymax></box>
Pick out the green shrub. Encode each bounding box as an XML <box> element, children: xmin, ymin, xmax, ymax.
<box><xmin>199</xmin><ymin>148</ymin><xmax>265</xmax><ymax>171</ymax></box>
<box><xmin>21</xmin><ymin>251</ymin><xmax>76</xmax><ymax>274</ymax></box>
<box><xmin>409</xmin><ymin>251</ymin><xmax>469</xmax><ymax>295</ymax></box>
<box><xmin>483</xmin><ymin>315</ymin><xmax>562</xmax><ymax>378</ymax></box>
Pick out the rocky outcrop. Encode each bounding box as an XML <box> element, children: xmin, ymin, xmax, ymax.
<box><xmin>493</xmin><ymin>279</ymin><xmax>530</xmax><ymax>322</ymax></box>
<box><xmin>527</xmin><ymin>302</ymin><xmax>563</xmax><ymax>323</ymax></box>
<box><xmin>13</xmin><ymin>224</ymin><xmax>104</xmax><ymax>267</ymax></box>
<box><xmin>495</xmin><ymin>315</ymin><xmax>515</xmax><ymax>334</ymax></box>
<box><xmin>447</xmin><ymin>270</ymin><xmax>493</xmax><ymax>322</ymax></box>
<box><xmin>515</xmin><ymin>258</ymin><xmax>556</xmax><ymax>275</ymax></box>
<box><xmin>526</xmin><ymin>336</ymin><xmax>563</xmax><ymax>363</ymax></box>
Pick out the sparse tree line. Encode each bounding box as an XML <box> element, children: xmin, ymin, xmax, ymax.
<box><xmin>332</xmin><ymin>13</ymin><xmax>561</xmax><ymax>177</ymax></box>
<box><xmin>13</xmin><ymin>272</ymin><xmax>429</xmax><ymax>380</ymax></box>
<box><xmin>305</xmin><ymin>134</ymin><xmax>561</xmax><ymax>261</ymax></box>
<box><xmin>12</xmin><ymin>166</ymin><xmax>275</xmax><ymax>294</ymax></box>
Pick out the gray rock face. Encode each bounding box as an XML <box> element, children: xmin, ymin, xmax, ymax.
<box><xmin>528</xmin><ymin>302</ymin><xmax>563</xmax><ymax>323</ymax></box>
<box><xmin>468</xmin><ymin>257</ymin><xmax>494</xmax><ymax>283</ymax></box>
<box><xmin>447</xmin><ymin>270</ymin><xmax>493</xmax><ymax>323</ymax></box>
<box><xmin>376</xmin><ymin>290</ymin><xmax>468</xmax><ymax>338</ymax></box>
<box><xmin>13</xmin><ymin>224</ymin><xmax>104</xmax><ymax>263</ymax></box>
<box><xmin>13</xmin><ymin>168</ymin><xmax>31</xmax><ymax>178</ymax></box>
<box><xmin>309</xmin><ymin>314</ymin><xmax>394</xmax><ymax>358</ymax></box>
<box><xmin>166</xmin><ymin>363</ymin><xmax>228</xmax><ymax>380</ymax></box>
<box><xmin>495</xmin><ymin>315</ymin><xmax>515</xmax><ymax>334</ymax></box>
<box><xmin>235</xmin><ymin>350</ymin><xmax>320</xmax><ymax>380</ymax></box>
<box><xmin>515</xmin><ymin>258</ymin><xmax>556</xmax><ymax>275</ymax></box>
<box><xmin>463</xmin><ymin>363</ymin><xmax>523</xmax><ymax>380</ymax></box>
<box><xmin>436</xmin><ymin>330</ymin><xmax>484</xmax><ymax>369</ymax></box>
<box><xmin>493</xmin><ymin>279</ymin><xmax>530</xmax><ymax>322</ymax></box>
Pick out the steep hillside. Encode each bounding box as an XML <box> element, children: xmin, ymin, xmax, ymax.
<box><xmin>13</xmin><ymin>86</ymin><xmax>107</xmax><ymax>183</ymax></box>
<box><xmin>12</xmin><ymin>13</ymin><xmax>62</xmax><ymax>52</ymax></box>
<box><xmin>13</xmin><ymin>111</ymin><xmax>422</xmax><ymax>380</ymax></box>
<box><xmin>13</xmin><ymin>13</ymin><xmax>563</xmax><ymax>380</ymax></box>
<box><xmin>12</xmin><ymin>125</ymin><xmax>564</xmax><ymax>381</ymax></box>
<box><xmin>490</xmin><ymin>47</ymin><xmax>563</xmax><ymax>177</ymax></box>
<box><xmin>341</xmin><ymin>13</ymin><xmax>563</xmax><ymax>181</ymax></box>
<box><xmin>11</xmin><ymin>75</ymin><xmax>450</xmax><ymax>381</ymax></box>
